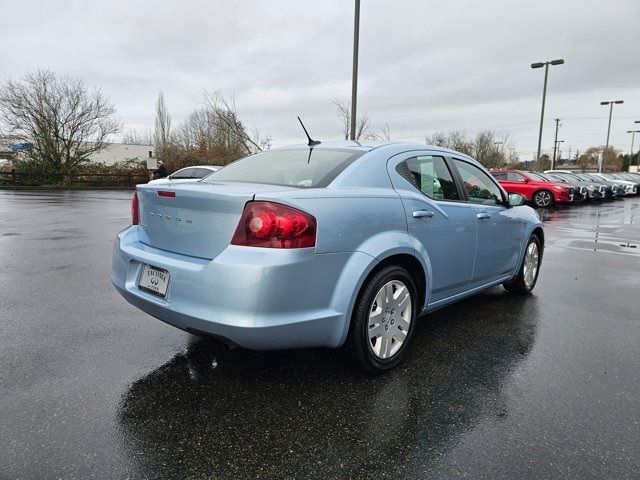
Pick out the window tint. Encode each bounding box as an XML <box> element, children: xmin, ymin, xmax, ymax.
<box><xmin>204</xmin><ymin>148</ymin><xmax>364</xmax><ymax>188</ymax></box>
<box><xmin>453</xmin><ymin>159</ymin><xmax>504</xmax><ymax>205</ymax></box>
<box><xmin>491</xmin><ymin>172</ymin><xmax>507</xmax><ymax>180</ymax></box>
<box><xmin>397</xmin><ymin>155</ymin><xmax>459</xmax><ymax>200</ymax></box>
<box><xmin>194</xmin><ymin>168</ymin><xmax>214</xmax><ymax>178</ymax></box>
<box><xmin>171</xmin><ymin>168</ymin><xmax>195</xmax><ymax>179</ymax></box>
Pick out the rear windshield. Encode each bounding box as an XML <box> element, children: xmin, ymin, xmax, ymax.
<box><xmin>204</xmin><ymin>148</ymin><xmax>364</xmax><ymax>188</ymax></box>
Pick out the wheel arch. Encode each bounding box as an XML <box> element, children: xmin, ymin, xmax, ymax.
<box><xmin>374</xmin><ymin>253</ymin><xmax>427</xmax><ymax>311</ymax></box>
<box><xmin>531</xmin><ymin>226</ymin><xmax>545</xmax><ymax>261</ymax></box>
<box><xmin>334</xmin><ymin>250</ymin><xmax>429</xmax><ymax>348</ymax></box>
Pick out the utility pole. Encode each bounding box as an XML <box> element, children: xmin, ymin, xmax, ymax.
<box><xmin>349</xmin><ymin>0</ymin><xmax>361</xmax><ymax>141</ymax></box>
<box><xmin>552</xmin><ymin>118</ymin><xmax>561</xmax><ymax>169</ymax></box>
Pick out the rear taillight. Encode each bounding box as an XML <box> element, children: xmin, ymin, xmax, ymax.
<box><xmin>131</xmin><ymin>192</ymin><xmax>139</xmax><ymax>225</ymax></box>
<box><xmin>231</xmin><ymin>201</ymin><xmax>316</xmax><ymax>248</ymax></box>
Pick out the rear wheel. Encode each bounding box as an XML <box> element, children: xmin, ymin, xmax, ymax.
<box><xmin>504</xmin><ymin>234</ymin><xmax>541</xmax><ymax>294</ymax></box>
<box><xmin>346</xmin><ymin>265</ymin><xmax>418</xmax><ymax>374</ymax></box>
<box><xmin>533</xmin><ymin>190</ymin><xmax>554</xmax><ymax>208</ymax></box>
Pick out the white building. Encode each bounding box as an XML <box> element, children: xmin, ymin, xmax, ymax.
<box><xmin>89</xmin><ymin>143</ymin><xmax>154</xmax><ymax>165</ymax></box>
<box><xmin>0</xmin><ymin>137</ymin><xmax>154</xmax><ymax>166</ymax></box>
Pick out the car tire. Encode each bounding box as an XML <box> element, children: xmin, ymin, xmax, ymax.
<box><xmin>532</xmin><ymin>190</ymin><xmax>554</xmax><ymax>208</ymax></box>
<box><xmin>503</xmin><ymin>234</ymin><xmax>542</xmax><ymax>295</ymax></box>
<box><xmin>346</xmin><ymin>265</ymin><xmax>418</xmax><ymax>374</ymax></box>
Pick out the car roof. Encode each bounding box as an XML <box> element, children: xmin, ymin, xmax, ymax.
<box><xmin>271</xmin><ymin>140</ymin><xmax>476</xmax><ymax>161</ymax></box>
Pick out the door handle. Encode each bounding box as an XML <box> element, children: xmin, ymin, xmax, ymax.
<box><xmin>413</xmin><ymin>210</ymin><xmax>434</xmax><ymax>218</ymax></box>
<box><xmin>476</xmin><ymin>212</ymin><xmax>492</xmax><ymax>219</ymax></box>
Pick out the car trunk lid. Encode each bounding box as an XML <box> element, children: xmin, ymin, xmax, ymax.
<box><xmin>136</xmin><ymin>182</ymin><xmax>298</xmax><ymax>259</ymax></box>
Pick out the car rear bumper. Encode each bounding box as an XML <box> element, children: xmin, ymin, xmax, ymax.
<box><xmin>111</xmin><ymin>226</ymin><xmax>373</xmax><ymax>350</ymax></box>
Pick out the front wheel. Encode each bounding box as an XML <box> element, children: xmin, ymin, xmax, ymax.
<box><xmin>504</xmin><ymin>234</ymin><xmax>541</xmax><ymax>294</ymax></box>
<box><xmin>533</xmin><ymin>190</ymin><xmax>554</xmax><ymax>208</ymax></box>
<box><xmin>346</xmin><ymin>265</ymin><xmax>418</xmax><ymax>374</ymax></box>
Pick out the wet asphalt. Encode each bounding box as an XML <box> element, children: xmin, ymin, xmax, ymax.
<box><xmin>0</xmin><ymin>190</ymin><xmax>639</xmax><ymax>479</ymax></box>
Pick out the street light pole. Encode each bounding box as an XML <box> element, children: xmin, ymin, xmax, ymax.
<box><xmin>627</xmin><ymin>130</ymin><xmax>640</xmax><ymax>172</ymax></box>
<box><xmin>553</xmin><ymin>140</ymin><xmax>564</xmax><ymax>167</ymax></box>
<box><xmin>600</xmin><ymin>100</ymin><xmax>624</xmax><ymax>172</ymax></box>
<box><xmin>349</xmin><ymin>0</ymin><xmax>361</xmax><ymax>141</ymax></box>
<box><xmin>531</xmin><ymin>58</ymin><xmax>564</xmax><ymax>170</ymax></box>
<box><xmin>635</xmin><ymin>121</ymin><xmax>640</xmax><ymax>171</ymax></box>
<box><xmin>552</xmin><ymin>118</ymin><xmax>561</xmax><ymax>170</ymax></box>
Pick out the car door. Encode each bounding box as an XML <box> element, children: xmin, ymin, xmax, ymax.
<box><xmin>387</xmin><ymin>152</ymin><xmax>477</xmax><ymax>304</ymax></box>
<box><xmin>451</xmin><ymin>159</ymin><xmax>524</xmax><ymax>285</ymax></box>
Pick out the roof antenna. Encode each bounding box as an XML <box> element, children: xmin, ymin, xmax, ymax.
<box><xmin>297</xmin><ymin>116</ymin><xmax>321</xmax><ymax>147</ymax></box>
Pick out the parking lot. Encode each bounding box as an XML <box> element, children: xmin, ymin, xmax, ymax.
<box><xmin>1</xmin><ymin>190</ymin><xmax>639</xmax><ymax>479</ymax></box>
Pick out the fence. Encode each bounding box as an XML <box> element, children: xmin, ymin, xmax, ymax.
<box><xmin>0</xmin><ymin>171</ymin><xmax>150</xmax><ymax>188</ymax></box>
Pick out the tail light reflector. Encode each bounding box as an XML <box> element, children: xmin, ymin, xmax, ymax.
<box><xmin>131</xmin><ymin>192</ymin><xmax>139</xmax><ymax>225</ymax></box>
<box><xmin>157</xmin><ymin>191</ymin><xmax>176</xmax><ymax>197</ymax></box>
<box><xmin>231</xmin><ymin>201</ymin><xmax>316</xmax><ymax>248</ymax></box>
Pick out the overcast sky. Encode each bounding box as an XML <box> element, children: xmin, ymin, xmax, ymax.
<box><xmin>2</xmin><ymin>0</ymin><xmax>640</xmax><ymax>160</ymax></box>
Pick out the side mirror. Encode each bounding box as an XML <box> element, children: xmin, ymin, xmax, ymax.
<box><xmin>508</xmin><ymin>193</ymin><xmax>526</xmax><ymax>207</ymax></box>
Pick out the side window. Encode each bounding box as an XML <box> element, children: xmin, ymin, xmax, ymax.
<box><xmin>452</xmin><ymin>159</ymin><xmax>504</xmax><ymax>205</ymax></box>
<box><xmin>491</xmin><ymin>172</ymin><xmax>506</xmax><ymax>180</ymax></box>
<box><xmin>507</xmin><ymin>172</ymin><xmax>525</xmax><ymax>182</ymax></box>
<box><xmin>194</xmin><ymin>168</ymin><xmax>213</xmax><ymax>178</ymax></box>
<box><xmin>171</xmin><ymin>168</ymin><xmax>195</xmax><ymax>179</ymax></box>
<box><xmin>397</xmin><ymin>155</ymin><xmax>459</xmax><ymax>201</ymax></box>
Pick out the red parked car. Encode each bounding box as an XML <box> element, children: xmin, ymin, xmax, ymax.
<box><xmin>490</xmin><ymin>170</ymin><xmax>574</xmax><ymax>208</ymax></box>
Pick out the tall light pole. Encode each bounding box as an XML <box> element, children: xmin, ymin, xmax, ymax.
<box><xmin>531</xmin><ymin>59</ymin><xmax>564</xmax><ymax>170</ymax></box>
<box><xmin>349</xmin><ymin>0</ymin><xmax>361</xmax><ymax>141</ymax></box>
<box><xmin>627</xmin><ymin>130</ymin><xmax>640</xmax><ymax>172</ymax></box>
<box><xmin>600</xmin><ymin>100</ymin><xmax>624</xmax><ymax>172</ymax></box>
<box><xmin>553</xmin><ymin>140</ymin><xmax>564</xmax><ymax>167</ymax></box>
<box><xmin>629</xmin><ymin>122</ymin><xmax>640</xmax><ymax>172</ymax></box>
<box><xmin>551</xmin><ymin>117</ymin><xmax>561</xmax><ymax>170</ymax></box>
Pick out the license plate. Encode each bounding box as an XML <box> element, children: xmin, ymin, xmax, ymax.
<box><xmin>138</xmin><ymin>265</ymin><xmax>170</xmax><ymax>298</ymax></box>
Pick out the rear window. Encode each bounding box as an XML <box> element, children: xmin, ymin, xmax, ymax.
<box><xmin>204</xmin><ymin>148</ymin><xmax>364</xmax><ymax>188</ymax></box>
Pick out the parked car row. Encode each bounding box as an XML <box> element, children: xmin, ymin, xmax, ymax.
<box><xmin>490</xmin><ymin>169</ymin><xmax>640</xmax><ymax>208</ymax></box>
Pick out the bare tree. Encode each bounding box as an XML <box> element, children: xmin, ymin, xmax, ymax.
<box><xmin>426</xmin><ymin>130</ymin><xmax>473</xmax><ymax>155</ymax></box>
<box><xmin>123</xmin><ymin>128</ymin><xmax>153</xmax><ymax>145</ymax></box>
<box><xmin>331</xmin><ymin>97</ymin><xmax>371</xmax><ymax>140</ymax></box>
<box><xmin>154</xmin><ymin>91</ymin><xmax>171</xmax><ymax>160</ymax></box>
<box><xmin>0</xmin><ymin>70</ymin><xmax>120</xmax><ymax>184</ymax></box>
<box><xmin>367</xmin><ymin>123</ymin><xmax>392</xmax><ymax>142</ymax></box>
<box><xmin>202</xmin><ymin>90</ymin><xmax>270</xmax><ymax>155</ymax></box>
<box><xmin>425</xmin><ymin>129</ymin><xmax>512</xmax><ymax>168</ymax></box>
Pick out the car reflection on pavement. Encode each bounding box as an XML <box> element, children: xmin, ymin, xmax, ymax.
<box><xmin>117</xmin><ymin>290</ymin><xmax>538</xmax><ymax>478</ymax></box>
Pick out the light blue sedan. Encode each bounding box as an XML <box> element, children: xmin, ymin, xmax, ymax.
<box><xmin>111</xmin><ymin>141</ymin><xmax>543</xmax><ymax>373</ymax></box>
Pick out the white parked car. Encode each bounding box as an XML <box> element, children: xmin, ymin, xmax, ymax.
<box><xmin>148</xmin><ymin>165</ymin><xmax>221</xmax><ymax>185</ymax></box>
<box><xmin>590</xmin><ymin>173</ymin><xmax>637</xmax><ymax>195</ymax></box>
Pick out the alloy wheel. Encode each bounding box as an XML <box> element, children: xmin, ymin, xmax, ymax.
<box><xmin>535</xmin><ymin>191</ymin><xmax>552</xmax><ymax>207</ymax></box>
<box><xmin>523</xmin><ymin>241</ymin><xmax>539</xmax><ymax>288</ymax></box>
<box><xmin>367</xmin><ymin>280</ymin><xmax>412</xmax><ymax>359</ymax></box>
